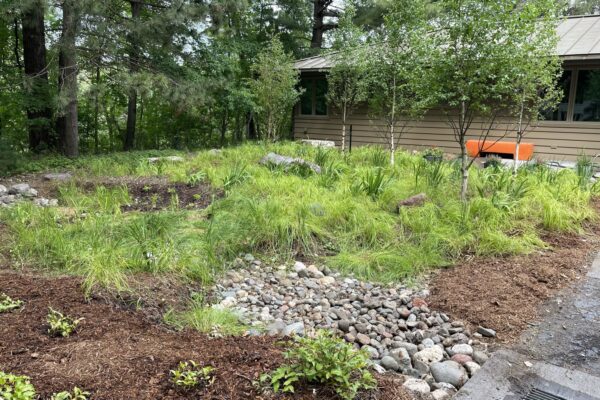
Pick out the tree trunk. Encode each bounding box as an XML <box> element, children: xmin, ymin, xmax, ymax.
<box><xmin>94</xmin><ymin>65</ymin><xmax>100</xmax><ymax>154</ymax></box>
<box><xmin>513</xmin><ymin>97</ymin><xmax>525</xmax><ymax>175</ymax></box>
<box><xmin>124</xmin><ymin>0</ymin><xmax>142</xmax><ymax>151</ymax></box>
<box><xmin>460</xmin><ymin>101</ymin><xmax>468</xmax><ymax>201</ymax></box>
<box><xmin>341</xmin><ymin>105</ymin><xmax>347</xmax><ymax>152</ymax></box>
<box><xmin>310</xmin><ymin>0</ymin><xmax>337</xmax><ymax>49</ymax></box>
<box><xmin>21</xmin><ymin>0</ymin><xmax>53</xmax><ymax>152</ymax></box>
<box><xmin>57</xmin><ymin>0</ymin><xmax>79</xmax><ymax>157</ymax></box>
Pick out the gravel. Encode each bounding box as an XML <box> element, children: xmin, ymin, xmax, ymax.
<box><xmin>212</xmin><ymin>257</ymin><xmax>492</xmax><ymax>394</ymax></box>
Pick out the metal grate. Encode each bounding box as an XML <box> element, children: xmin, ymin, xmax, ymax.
<box><xmin>523</xmin><ymin>388</ymin><xmax>568</xmax><ymax>400</ymax></box>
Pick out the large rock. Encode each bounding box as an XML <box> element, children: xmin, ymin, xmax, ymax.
<box><xmin>397</xmin><ymin>193</ymin><xmax>427</xmax><ymax>210</ymax></box>
<box><xmin>283</xmin><ymin>322</ymin><xmax>305</xmax><ymax>336</ymax></box>
<box><xmin>413</xmin><ymin>346</ymin><xmax>444</xmax><ymax>366</ymax></box>
<box><xmin>381</xmin><ymin>356</ymin><xmax>400</xmax><ymax>371</ymax></box>
<box><xmin>9</xmin><ymin>183</ymin><xmax>37</xmax><ymax>197</ymax></box>
<box><xmin>450</xmin><ymin>344</ymin><xmax>473</xmax><ymax>356</ymax></box>
<box><xmin>301</xmin><ymin>139</ymin><xmax>335</xmax><ymax>148</ymax></box>
<box><xmin>43</xmin><ymin>172</ymin><xmax>72</xmax><ymax>182</ymax></box>
<box><xmin>0</xmin><ymin>185</ymin><xmax>6</xmax><ymax>195</ymax></box>
<box><xmin>148</xmin><ymin>156</ymin><xmax>184</xmax><ymax>163</ymax></box>
<box><xmin>402</xmin><ymin>378</ymin><xmax>431</xmax><ymax>394</ymax></box>
<box><xmin>260</xmin><ymin>153</ymin><xmax>321</xmax><ymax>174</ymax></box>
<box><xmin>430</xmin><ymin>361</ymin><xmax>468</xmax><ymax>388</ymax></box>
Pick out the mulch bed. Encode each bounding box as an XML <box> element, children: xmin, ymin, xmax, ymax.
<box><xmin>0</xmin><ymin>269</ymin><xmax>413</xmax><ymax>400</ymax></box>
<box><xmin>428</xmin><ymin>229</ymin><xmax>600</xmax><ymax>343</ymax></box>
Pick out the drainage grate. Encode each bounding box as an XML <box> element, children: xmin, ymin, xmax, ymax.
<box><xmin>523</xmin><ymin>388</ymin><xmax>568</xmax><ymax>400</ymax></box>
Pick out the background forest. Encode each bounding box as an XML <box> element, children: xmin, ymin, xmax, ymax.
<box><xmin>0</xmin><ymin>0</ymin><xmax>598</xmax><ymax>161</ymax></box>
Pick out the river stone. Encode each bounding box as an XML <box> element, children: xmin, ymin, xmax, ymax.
<box><xmin>477</xmin><ymin>326</ymin><xmax>497</xmax><ymax>338</ymax></box>
<box><xmin>473</xmin><ymin>351</ymin><xmax>489</xmax><ymax>365</ymax></box>
<box><xmin>432</xmin><ymin>389</ymin><xmax>453</xmax><ymax>400</ymax></box>
<box><xmin>0</xmin><ymin>185</ymin><xmax>6</xmax><ymax>195</ymax></box>
<box><xmin>283</xmin><ymin>322</ymin><xmax>305</xmax><ymax>336</ymax></box>
<box><xmin>397</xmin><ymin>342</ymin><xmax>418</xmax><ymax>357</ymax></box>
<box><xmin>430</xmin><ymin>361</ymin><xmax>468</xmax><ymax>388</ymax></box>
<box><xmin>451</xmin><ymin>354</ymin><xmax>473</xmax><ymax>365</ymax></box>
<box><xmin>8</xmin><ymin>183</ymin><xmax>32</xmax><ymax>195</ymax></box>
<box><xmin>319</xmin><ymin>276</ymin><xmax>335</xmax><ymax>286</ymax></box>
<box><xmin>464</xmin><ymin>361</ymin><xmax>481</xmax><ymax>376</ymax></box>
<box><xmin>338</xmin><ymin>320</ymin><xmax>351</xmax><ymax>332</ymax></box>
<box><xmin>381</xmin><ymin>356</ymin><xmax>400</xmax><ymax>371</ymax></box>
<box><xmin>306</xmin><ymin>265</ymin><xmax>324</xmax><ymax>278</ymax></box>
<box><xmin>356</xmin><ymin>333</ymin><xmax>371</xmax><ymax>346</ymax></box>
<box><xmin>267</xmin><ymin>320</ymin><xmax>286</xmax><ymax>336</ymax></box>
<box><xmin>451</xmin><ymin>344</ymin><xmax>473</xmax><ymax>356</ymax></box>
<box><xmin>403</xmin><ymin>378</ymin><xmax>431</xmax><ymax>394</ymax></box>
<box><xmin>389</xmin><ymin>347</ymin><xmax>412</xmax><ymax>369</ymax></box>
<box><xmin>362</xmin><ymin>345</ymin><xmax>379</xmax><ymax>359</ymax></box>
<box><xmin>413</xmin><ymin>346</ymin><xmax>444</xmax><ymax>365</ymax></box>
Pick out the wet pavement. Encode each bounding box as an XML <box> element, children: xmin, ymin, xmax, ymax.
<box><xmin>455</xmin><ymin>252</ymin><xmax>600</xmax><ymax>400</ymax></box>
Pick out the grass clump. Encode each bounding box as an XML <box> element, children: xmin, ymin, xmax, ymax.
<box><xmin>50</xmin><ymin>387</ymin><xmax>90</xmax><ymax>400</ymax></box>
<box><xmin>0</xmin><ymin>293</ymin><xmax>23</xmax><ymax>313</ymax></box>
<box><xmin>170</xmin><ymin>361</ymin><xmax>215</xmax><ymax>390</ymax></box>
<box><xmin>164</xmin><ymin>294</ymin><xmax>246</xmax><ymax>336</ymax></box>
<box><xmin>0</xmin><ymin>371</ymin><xmax>36</xmax><ymax>400</ymax></box>
<box><xmin>47</xmin><ymin>308</ymin><xmax>83</xmax><ymax>338</ymax></box>
<box><xmin>261</xmin><ymin>331</ymin><xmax>376</xmax><ymax>400</ymax></box>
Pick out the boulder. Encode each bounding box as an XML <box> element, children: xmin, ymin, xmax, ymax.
<box><xmin>397</xmin><ymin>193</ymin><xmax>427</xmax><ymax>211</ymax></box>
<box><xmin>43</xmin><ymin>172</ymin><xmax>72</xmax><ymax>182</ymax></box>
<box><xmin>0</xmin><ymin>185</ymin><xmax>6</xmax><ymax>195</ymax></box>
<box><xmin>301</xmin><ymin>139</ymin><xmax>335</xmax><ymax>148</ymax></box>
<box><xmin>381</xmin><ymin>356</ymin><xmax>400</xmax><ymax>371</ymax></box>
<box><xmin>147</xmin><ymin>156</ymin><xmax>184</xmax><ymax>163</ymax></box>
<box><xmin>430</xmin><ymin>361</ymin><xmax>468</xmax><ymax>388</ymax></box>
<box><xmin>260</xmin><ymin>153</ymin><xmax>321</xmax><ymax>174</ymax></box>
<box><xmin>283</xmin><ymin>322</ymin><xmax>305</xmax><ymax>336</ymax></box>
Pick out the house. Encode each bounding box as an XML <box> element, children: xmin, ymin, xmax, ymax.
<box><xmin>293</xmin><ymin>15</ymin><xmax>600</xmax><ymax>161</ymax></box>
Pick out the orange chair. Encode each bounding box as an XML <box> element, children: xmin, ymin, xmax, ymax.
<box><xmin>466</xmin><ymin>140</ymin><xmax>534</xmax><ymax>161</ymax></box>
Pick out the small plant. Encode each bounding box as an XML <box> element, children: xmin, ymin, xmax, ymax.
<box><xmin>576</xmin><ymin>152</ymin><xmax>595</xmax><ymax>188</ymax></box>
<box><xmin>50</xmin><ymin>387</ymin><xmax>90</xmax><ymax>400</ymax></box>
<box><xmin>223</xmin><ymin>163</ymin><xmax>249</xmax><ymax>191</ymax></box>
<box><xmin>170</xmin><ymin>361</ymin><xmax>215</xmax><ymax>390</ymax></box>
<box><xmin>369</xmin><ymin>147</ymin><xmax>388</xmax><ymax>167</ymax></box>
<box><xmin>187</xmin><ymin>171</ymin><xmax>207</xmax><ymax>186</ymax></box>
<box><xmin>483</xmin><ymin>156</ymin><xmax>503</xmax><ymax>170</ymax></box>
<box><xmin>0</xmin><ymin>293</ymin><xmax>23</xmax><ymax>313</ymax></box>
<box><xmin>0</xmin><ymin>371</ymin><xmax>36</xmax><ymax>400</ymax></box>
<box><xmin>314</xmin><ymin>146</ymin><xmax>332</xmax><ymax>166</ymax></box>
<box><xmin>47</xmin><ymin>308</ymin><xmax>83</xmax><ymax>337</ymax></box>
<box><xmin>353</xmin><ymin>168</ymin><xmax>391</xmax><ymax>200</ymax></box>
<box><xmin>422</xmin><ymin>147</ymin><xmax>444</xmax><ymax>161</ymax></box>
<box><xmin>261</xmin><ymin>331</ymin><xmax>376</xmax><ymax>400</ymax></box>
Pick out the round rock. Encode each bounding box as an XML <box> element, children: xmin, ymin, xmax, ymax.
<box><xmin>430</xmin><ymin>361</ymin><xmax>468</xmax><ymax>388</ymax></box>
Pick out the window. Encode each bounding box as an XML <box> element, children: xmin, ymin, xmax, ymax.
<box><xmin>545</xmin><ymin>68</ymin><xmax>600</xmax><ymax>123</ymax></box>
<box><xmin>573</xmin><ymin>69</ymin><xmax>600</xmax><ymax>122</ymax></box>
<box><xmin>299</xmin><ymin>78</ymin><xmax>328</xmax><ymax>116</ymax></box>
<box><xmin>545</xmin><ymin>70</ymin><xmax>571</xmax><ymax>121</ymax></box>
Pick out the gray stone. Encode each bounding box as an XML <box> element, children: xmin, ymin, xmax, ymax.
<box><xmin>413</xmin><ymin>346</ymin><xmax>444</xmax><ymax>366</ymax></box>
<box><xmin>362</xmin><ymin>345</ymin><xmax>379</xmax><ymax>359</ymax></box>
<box><xmin>430</xmin><ymin>361</ymin><xmax>468</xmax><ymax>388</ymax></box>
<box><xmin>267</xmin><ymin>320</ymin><xmax>286</xmax><ymax>336</ymax></box>
<box><xmin>464</xmin><ymin>361</ymin><xmax>481</xmax><ymax>376</ymax></box>
<box><xmin>451</xmin><ymin>344</ymin><xmax>473</xmax><ymax>356</ymax></box>
<box><xmin>260</xmin><ymin>152</ymin><xmax>321</xmax><ymax>174</ymax></box>
<box><xmin>0</xmin><ymin>185</ymin><xmax>6</xmax><ymax>195</ymax></box>
<box><xmin>8</xmin><ymin>183</ymin><xmax>31</xmax><ymax>195</ymax></box>
<box><xmin>301</xmin><ymin>139</ymin><xmax>335</xmax><ymax>148</ymax></box>
<box><xmin>402</xmin><ymin>378</ymin><xmax>431</xmax><ymax>394</ymax></box>
<box><xmin>432</xmin><ymin>389</ymin><xmax>452</xmax><ymax>400</ymax></box>
<box><xmin>477</xmin><ymin>326</ymin><xmax>497</xmax><ymax>338</ymax></box>
<box><xmin>306</xmin><ymin>265</ymin><xmax>324</xmax><ymax>278</ymax></box>
<box><xmin>356</xmin><ymin>333</ymin><xmax>371</xmax><ymax>346</ymax></box>
<box><xmin>43</xmin><ymin>172</ymin><xmax>72</xmax><ymax>182</ymax></box>
<box><xmin>390</xmin><ymin>347</ymin><xmax>412</xmax><ymax>369</ymax></box>
<box><xmin>148</xmin><ymin>156</ymin><xmax>184</xmax><ymax>163</ymax></box>
<box><xmin>283</xmin><ymin>322</ymin><xmax>305</xmax><ymax>336</ymax></box>
<box><xmin>381</xmin><ymin>356</ymin><xmax>400</xmax><ymax>371</ymax></box>
<box><xmin>472</xmin><ymin>351</ymin><xmax>489</xmax><ymax>365</ymax></box>
<box><xmin>338</xmin><ymin>320</ymin><xmax>351</xmax><ymax>332</ymax></box>
<box><xmin>397</xmin><ymin>342</ymin><xmax>419</xmax><ymax>357</ymax></box>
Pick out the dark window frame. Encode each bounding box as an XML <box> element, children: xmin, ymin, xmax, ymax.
<box><xmin>543</xmin><ymin>66</ymin><xmax>600</xmax><ymax>124</ymax></box>
<box><xmin>298</xmin><ymin>77</ymin><xmax>328</xmax><ymax>117</ymax></box>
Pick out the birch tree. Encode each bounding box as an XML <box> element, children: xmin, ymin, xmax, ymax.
<box><xmin>326</xmin><ymin>5</ymin><xmax>367</xmax><ymax>153</ymax></box>
<box><xmin>367</xmin><ymin>0</ymin><xmax>433</xmax><ymax>165</ymax></box>
<box><xmin>427</xmin><ymin>0</ymin><xmax>562</xmax><ymax>201</ymax></box>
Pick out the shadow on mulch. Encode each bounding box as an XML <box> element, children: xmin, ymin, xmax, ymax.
<box><xmin>0</xmin><ymin>269</ymin><xmax>415</xmax><ymax>400</ymax></box>
<box><xmin>428</xmin><ymin>228</ymin><xmax>600</xmax><ymax>343</ymax></box>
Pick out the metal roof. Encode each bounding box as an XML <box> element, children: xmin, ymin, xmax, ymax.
<box><xmin>558</xmin><ymin>15</ymin><xmax>600</xmax><ymax>60</ymax></box>
<box><xmin>295</xmin><ymin>15</ymin><xmax>600</xmax><ymax>71</ymax></box>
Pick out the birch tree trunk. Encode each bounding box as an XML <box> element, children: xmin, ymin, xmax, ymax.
<box><xmin>460</xmin><ymin>101</ymin><xmax>468</xmax><ymax>201</ymax></box>
<box><xmin>341</xmin><ymin>104</ymin><xmax>347</xmax><ymax>152</ymax></box>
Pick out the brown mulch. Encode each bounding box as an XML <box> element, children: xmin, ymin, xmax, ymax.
<box><xmin>0</xmin><ymin>269</ymin><xmax>413</xmax><ymax>400</ymax></box>
<box><xmin>428</xmin><ymin>230</ymin><xmax>600</xmax><ymax>343</ymax></box>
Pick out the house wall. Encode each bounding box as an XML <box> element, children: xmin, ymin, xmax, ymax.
<box><xmin>293</xmin><ymin>62</ymin><xmax>600</xmax><ymax>161</ymax></box>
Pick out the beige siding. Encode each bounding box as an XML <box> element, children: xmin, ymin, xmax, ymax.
<box><xmin>294</xmin><ymin>106</ymin><xmax>600</xmax><ymax>161</ymax></box>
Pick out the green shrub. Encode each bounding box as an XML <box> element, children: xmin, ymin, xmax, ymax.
<box><xmin>170</xmin><ymin>361</ymin><xmax>215</xmax><ymax>390</ymax></box>
<box><xmin>47</xmin><ymin>308</ymin><xmax>83</xmax><ymax>337</ymax></box>
<box><xmin>50</xmin><ymin>387</ymin><xmax>90</xmax><ymax>400</ymax></box>
<box><xmin>261</xmin><ymin>331</ymin><xmax>376</xmax><ymax>400</ymax></box>
<box><xmin>222</xmin><ymin>162</ymin><xmax>249</xmax><ymax>191</ymax></box>
<box><xmin>186</xmin><ymin>171</ymin><xmax>207</xmax><ymax>186</ymax></box>
<box><xmin>0</xmin><ymin>371</ymin><xmax>36</xmax><ymax>400</ymax></box>
<box><xmin>0</xmin><ymin>293</ymin><xmax>23</xmax><ymax>313</ymax></box>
